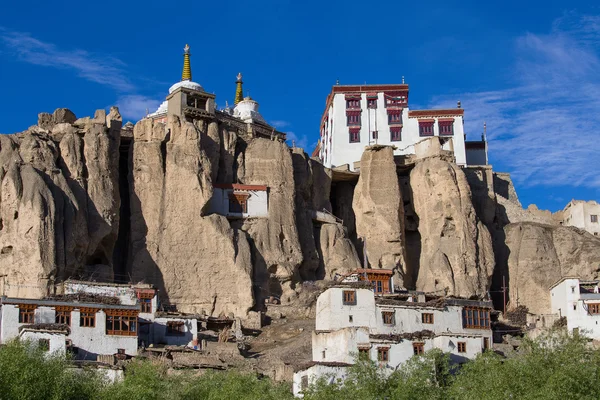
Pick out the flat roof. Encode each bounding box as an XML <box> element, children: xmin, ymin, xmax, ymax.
<box><xmin>548</xmin><ymin>276</ymin><xmax>583</xmax><ymax>290</ymax></box>
<box><xmin>2</xmin><ymin>297</ymin><xmax>140</xmax><ymax>311</ymax></box>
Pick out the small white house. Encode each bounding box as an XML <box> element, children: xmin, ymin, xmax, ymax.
<box><xmin>550</xmin><ymin>277</ymin><xmax>600</xmax><ymax>338</ymax></box>
<box><xmin>0</xmin><ymin>297</ymin><xmax>140</xmax><ymax>360</ymax></box>
<box><xmin>208</xmin><ymin>184</ymin><xmax>268</xmax><ymax>218</ymax></box>
<box><xmin>293</xmin><ymin>286</ymin><xmax>493</xmax><ymax>397</ymax></box>
<box><xmin>560</xmin><ymin>200</ymin><xmax>600</xmax><ymax>236</ymax></box>
<box><xmin>19</xmin><ymin>324</ymin><xmax>69</xmax><ymax>356</ymax></box>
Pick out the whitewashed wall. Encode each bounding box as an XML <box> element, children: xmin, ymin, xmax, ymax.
<box><xmin>19</xmin><ymin>330</ymin><xmax>67</xmax><ymax>356</ymax></box>
<box><xmin>0</xmin><ymin>304</ymin><xmax>138</xmax><ymax>360</ymax></box>
<box><xmin>315</xmin><ymin>288</ymin><xmax>377</xmax><ymax>331</ymax></box>
<box><xmin>325</xmin><ymin>93</ymin><xmax>466</xmax><ymax>170</ymax></box>
<box><xmin>208</xmin><ymin>188</ymin><xmax>268</xmax><ymax>218</ymax></box>
<box><xmin>152</xmin><ymin>317</ymin><xmax>198</xmax><ymax>346</ymax></box>
<box><xmin>551</xmin><ymin>279</ymin><xmax>600</xmax><ymax>339</ymax></box>
<box><xmin>293</xmin><ymin>364</ymin><xmax>348</xmax><ymax>398</ymax></box>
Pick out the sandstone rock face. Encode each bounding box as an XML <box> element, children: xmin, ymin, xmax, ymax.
<box><xmin>129</xmin><ymin>116</ymin><xmax>253</xmax><ymax>316</ymax></box>
<box><xmin>352</xmin><ymin>146</ymin><xmax>406</xmax><ymax>273</ymax></box>
<box><xmin>409</xmin><ymin>157</ymin><xmax>494</xmax><ymax>297</ymax></box>
<box><xmin>317</xmin><ymin>223</ymin><xmax>362</xmax><ymax>279</ymax></box>
<box><xmin>0</xmin><ymin>109</ymin><xmax>121</xmax><ymax>297</ymax></box>
<box><xmin>238</xmin><ymin>139</ymin><xmax>303</xmax><ymax>303</ymax></box>
<box><xmin>504</xmin><ymin>223</ymin><xmax>600</xmax><ymax>314</ymax></box>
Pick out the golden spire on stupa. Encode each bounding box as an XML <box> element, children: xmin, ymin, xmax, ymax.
<box><xmin>234</xmin><ymin>73</ymin><xmax>244</xmax><ymax>105</ymax></box>
<box><xmin>181</xmin><ymin>44</ymin><xmax>192</xmax><ymax>81</ymax></box>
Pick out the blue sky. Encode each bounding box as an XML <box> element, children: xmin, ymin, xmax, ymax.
<box><xmin>1</xmin><ymin>0</ymin><xmax>599</xmax><ymax>211</ymax></box>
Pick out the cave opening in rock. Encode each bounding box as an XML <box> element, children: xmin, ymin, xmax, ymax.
<box><xmin>112</xmin><ymin>134</ymin><xmax>132</xmax><ymax>283</ymax></box>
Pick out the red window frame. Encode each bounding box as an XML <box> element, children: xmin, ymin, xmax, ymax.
<box><xmin>349</xmin><ymin>128</ymin><xmax>360</xmax><ymax>143</ymax></box>
<box><xmin>384</xmin><ymin>91</ymin><xmax>407</xmax><ymax>108</ymax></box>
<box><xmin>390</xmin><ymin>126</ymin><xmax>402</xmax><ymax>141</ymax></box>
<box><xmin>438</xmin><ymin>119</ymin><xmax>454</xmax><ymax>136</ymax></box>
<box><xmin>419</xmin><ymin>120</ymin><xmax>435</xmax><ymax>137</ymax></box>
<box><xmin>347</xmin><ymin>111</ymin><xmax>361</xmax><ymax>126</ymax></box>
<box><xmin>367</xmin><ymin>94</ymin><xmax>378</xmax><ymax>109</ymax></box>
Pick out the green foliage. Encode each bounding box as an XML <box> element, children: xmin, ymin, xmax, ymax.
<box><xmin>304</xmin><ymin>331</ymin><xmax>600</xmax><ymax>400</ymax></box>
<box><xmin>0</xmin><ymin>340</ymin><xmax>103</xmax><ymax>400</ymax></box>
<box><xmin>3</xmin><ymin>331</ymin><xmax>600</xmax><ymax>399</ymax></box>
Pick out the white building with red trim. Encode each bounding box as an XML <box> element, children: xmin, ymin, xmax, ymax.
<box><xmin>313</xmin><ymin>83</ymin><xmax>486</xmax><ymax>170</ymax></box>
<box><xmin>208</xmin><ymin>184</ymin><xmax>269</xmax><ymax>218</ymax></box>
<box><xmin>293</xmin><ymin>286</ymin><xmax>493</xmax><ymax>397</ymax></box>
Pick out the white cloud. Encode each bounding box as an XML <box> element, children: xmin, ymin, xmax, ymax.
<box><xmin>270</xmin><ymin>120</ymin><xmax>290</xmax><ymax>129</ymax></box>
<box><xmin>0</xmin><ymin>28</ymin><xmax>134</xmax><ymax>92</ymax></box>
<box><xmin>430</xmin><ymin>14</ymin><xmax>600</xmax><ymax>188</ymax></box>
<box><xmin>116</xmin><ymin>95</ymin><xmax>161</xmax><ymax>121</ymax></box>
<box><xmin>286</xmin><ymin>131</ymin><xmax>310</xmax><ymax>150</ymax></box>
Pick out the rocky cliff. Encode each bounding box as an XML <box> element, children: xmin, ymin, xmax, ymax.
<box><xmin>504</xmin><ymin>223</ymin><xmax>600</xmax><ymax>314</ymax></box>
<box><xmin>407</xmin><ymin>156</ymin><xmax>494</xmax><ymax>297</ymax></box>
<box><xmin>5</xmin><ymin>107</ymin><xmax>598</xmax><ymax>319</ymax></box>
<box><xmin>0</xmin><ymin>108</ymin><xmax>121</xmax><ymax>297</ymax></box>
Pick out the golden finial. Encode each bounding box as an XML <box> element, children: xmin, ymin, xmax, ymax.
<box><xmin>234</xmin><ymin>73</ymin><xmax>244</xmax><ymax>105</ymax></box>
<box><xmin>182</xmin><ymin>44</ymin><xmax>192</xmax><ymax>81</ymax></box>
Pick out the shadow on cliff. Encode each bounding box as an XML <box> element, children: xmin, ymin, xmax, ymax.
<box><xmin>126</xmin><ymin>168</ymin><xmax>171</xmax><ymax>309</ymax></box>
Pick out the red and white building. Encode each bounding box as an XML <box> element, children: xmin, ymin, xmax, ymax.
<box><xmin>313</xmin><ymin>83</ymin><xmax>484</xmax><ymax>170</ymax></box>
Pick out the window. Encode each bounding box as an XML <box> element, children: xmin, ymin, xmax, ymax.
<box><xmin>55</xmin><ymin>308</ymin><xmax>72</xmax><ymax>326</ymax></box>
<box><xmin>457</xmin><ymin>342</ymin><xmax>467</xmax><ymax>353</ymax></box>
<box><xmin>413</xmin><ymin>342</ymin><xmax>425</xmax><ymax>355</ymax></box>
<box><xmin>80</xmin><ymin>308</ymin><xmax>97</xmax><ymax>327</ymax></box>
<box><xmin>229</xmin><ymin>192</ymin><xmax>249</xmax><ymax>214</ymax></box>
<box><xmin>105</xmin><ymin>310</ymin><xmax>138</xmax><ymax>336</ymax></box>
<box><xmin>301</xmin><ymin>375</ymin><xmax>309</xmax><ymax>390</ymax></box>
<box><xmin>358</xmin><ymin>347</ymin><xmax>370</xmax><ymax>359</ymax></box>
<box><xmin>18</xmin><ymin>305</ymin><xmax>36</xmax><ymax>324</ymax></box>
<box><xmin>372</xmin><ymin>130</ymin><xmax>378</xmax><ymax>140</ymax></box>
<box><xmin>390</xmin><ymin>126</ymin><xmax>402</xmax><ymax>141</ymax></box>
<box><xmin>384</xmin><ymin>92</ymin><xmax>407</xmax><ymax>108</ymax></box>
<box><xmin>422</xmin><ymin>313</ymin><xmax>434</xmax><ymax>324</ymax></box>
<box><xmin>346</xmin><ymin>99</ymin><xmax>361</xmax><ymax>109</ymax></box>
<box><xmin>373</xmin><ymin>280</ymin><xmax>383</xmax><ymax>293</ymax></box>
<box><xmin>343</xmin><ymin>290</ymin><xmax>357</xmax><ymax>305</ymax></box>
<box><xmin>367</xmin><ymin>97</ymin><xmax>378</xmax><ymax>108</ymax></box>
<box><xmin>349</xmin><ymin>128</ymin><xmax>360</xmax><ymax>143</ymax></box>
<box><xmin>140</xmin><ymin>298</ymin><xmax>152</xmax><ymax>313</ymax></box>
<box><xmin>592</xmin><ymin>215</ymin><xmax>598</xmax><ymax>223</ymax></box>
<box><xmin>349</xmin><ymin>315</ymin><xmax>353</xmax><ymax>323</ymax></box>
<box><xmin>347</xmin><ymin>112</ymin><xmax>361</xmax><ymax>126</ymax></box>
<box><xmin>167</xmin><ymin>321</ymin><xmax>185</xmax><ymax>336</ymax></box>
<box><xmin>38</xmin><ymin>339</ymin><xmax>50</xmax><ymax>352</ymax></box>
<box><xmin>388</xmin><ymin>112</ymin><xmax>402</xmax><ymax>125</ymax></box>
<box><xmin>438</xmin><ymin>120</ymin><xmax>454</xmax><ymax>135</ymax></box>
<box><xmin>574</xmin><ymin>304</ymin><xmax>577</xmax><ymax>311</ymax></box>
<box><xmin>382</xmin><ymin>311</ymin><xmax>395</xmax><ymax>325</ymax></box>
<box><xmin>483</xmin><ymin>337</ymin><xmax>490</xmax><ymax>350</ymax></box>
<box><xmin>462</xmin><ymin>307</ymin><xmax>490</xmax><ymax>329</ymax></box>
<box><xmin>419</xmin><ymin>121</ymin><xmax>434</xmax><ymax>136</ymax></box>
<box><xmin>588</xmin><ymin>303</ymin><xmax>600</xmax><ymax>314</ymax></box>
<box><xmin>322</xmin><ymin>350</ymin><xmax>326</xmax><ymax>359</ymax></box>
<box><xmin>377</xmin><ymin>347</ymin><xmax>389</xmax><ymax>362</ymax></box>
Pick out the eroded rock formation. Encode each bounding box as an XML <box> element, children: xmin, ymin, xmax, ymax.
<box><xmin>408</xmin><ymin>156</ymin><xmax>494</xmax><ymax>297</ymax></box>
<box><xmin>0</xmin><ymin>108</ymin><xmax>121</xmax><ymax>297</ymax></box>
<box><xmin>352</xmin><ymin>146</ymin><xmax>406</xmax><ymax>273</ymax></box>
<box><xmin>504</xmin><ymin>223</ymin><xmax>600</xmax><ymax>315</ymax></box>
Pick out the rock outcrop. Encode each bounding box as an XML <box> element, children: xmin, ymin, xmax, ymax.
<box><xmin>352</xmin><ymin>146</ymin><xmax>406</xmax><ymax>273</ymax></box>
<box><xmin>0</xmin><ymin>108</ymin><xmax>121</xmax><ymax>297</ymax></box>
<box><xmin>408</xmin><ymin>156</ymin><xmax>494</xmax><ymax>297</ymax></box>
<box><xmin>504</xmin><ymin>223</ymin><xmax>600</xmax><ymax>314</ymax></box>
<box><xmin>129</xmin><ymin>116</ymin><xmax>254</xmax><ymax>316</ymax></box>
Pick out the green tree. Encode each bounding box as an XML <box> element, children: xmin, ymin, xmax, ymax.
<box><xmin>0</xmin><ymin>340</ymin><xmax>103</xmax><ymax>400</ymax></box>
